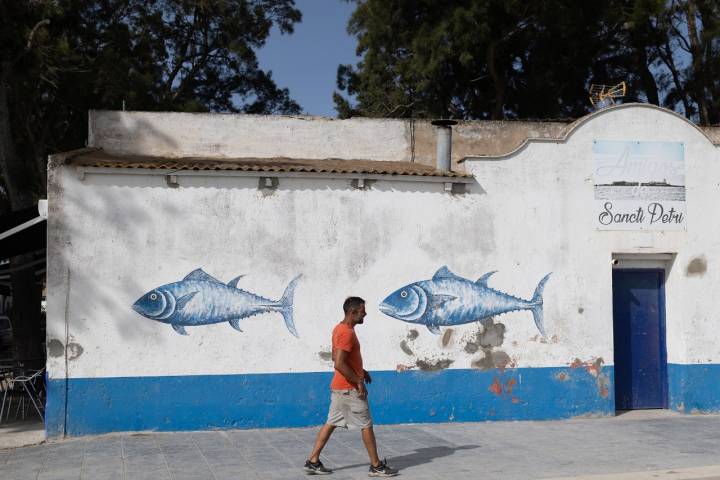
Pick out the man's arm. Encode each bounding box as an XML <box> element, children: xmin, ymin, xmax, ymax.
<box><xmin>334</xmin><ymin>349</ymin><xmax>367</xmax><ymax>398</ymax></box>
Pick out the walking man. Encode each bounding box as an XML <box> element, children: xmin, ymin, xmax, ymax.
<box><xmin>304</xmin><ymin>297</ymin><xmax>399</xmax><ymax>477</ymax></box>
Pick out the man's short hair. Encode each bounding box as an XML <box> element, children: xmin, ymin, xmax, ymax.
<box><xmin>343</xmin><ymin>296</ymin><xmax>365</xmax><ymax>313</ymax></box>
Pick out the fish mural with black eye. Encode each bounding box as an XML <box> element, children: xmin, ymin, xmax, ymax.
<box><xmin>132</xmin><ymin>268</ymin><xmax>302</xmax><ymax>337</ymax></box>
<box><xmin>379</xmin><ymin>266</ymin><xmax>551</xmax><ymax>336</ymax></box>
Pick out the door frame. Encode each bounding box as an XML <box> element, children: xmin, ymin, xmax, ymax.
<box><xmin>611</xmin><ymin>266</ymin><xmax>670</xmax><ymax>410</ymax></box>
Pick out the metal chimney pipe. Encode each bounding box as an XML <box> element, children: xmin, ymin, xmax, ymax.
<box><xmin>431</xmin><ymin>119</ymin><xmax>457</xmax><ymax>171</ymax></box>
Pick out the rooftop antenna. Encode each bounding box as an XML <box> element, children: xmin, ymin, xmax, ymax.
<box><xmin>589</xmin><ymin>81</ymin><xmax>626</xmax><ymax>109</ymax></box>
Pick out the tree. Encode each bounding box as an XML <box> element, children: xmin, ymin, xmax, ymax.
<box><xmin>0</xmin><ymin>0</ymin><xmax>302</xmax><ymax>363</ymax></box>
<box><xmin>335</xmin><ymin>0</ymin><xmax>720</xmax><ymax>123</ymax></box>
<box><xmin>653</xmin><ymin>0</ymin><xmax>720</xmax><ymax>123</ymax></box>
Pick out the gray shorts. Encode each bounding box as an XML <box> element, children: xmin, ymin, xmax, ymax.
<box><xmin>326</xmin><ymin>389</ymin><xmax>373</xmax><ymax>430</ymax></box>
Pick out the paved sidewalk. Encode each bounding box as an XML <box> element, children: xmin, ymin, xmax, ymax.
<box><xmin>0</xmin><ymin>419</ymin><xmax>44</xmax><ymax>450</ymax></box>
<box><xmin>1</xmin><ymin>412</ymin><xmax>719</xmax><ymax>480</ymax></box>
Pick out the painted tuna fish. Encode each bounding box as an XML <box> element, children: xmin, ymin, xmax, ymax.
<box><xmin>132</xmin><ymin>269</ymin><xmax>302</xmax><ymax>337</ymax></box>
<box><xmin>379</xmin><ymin>266</ymin><xmax>551</xmax><ymax>336</ymax></box>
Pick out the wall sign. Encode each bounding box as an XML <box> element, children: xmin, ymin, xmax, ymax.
<box><xmin>593</xmin><ymin>140</ymin><xmax>685</xmax><ymax>230</ymax></box>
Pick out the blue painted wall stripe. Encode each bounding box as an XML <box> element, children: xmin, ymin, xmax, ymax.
<box><xmin>668</xmin><ymin>363</ymin><xmax>720</xmax><ymax>413</ymax></box>
<box><xmin>45</xmin><ymin>363</ymin><xmax>720</xmax><ymax>438</ymax></box>
<box><xmin>46</xmin><ymin>366</ymin><xmax>614</xmax><ymax>437</ymax></box>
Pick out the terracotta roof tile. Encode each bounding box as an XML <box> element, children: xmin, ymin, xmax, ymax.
<box><xmin>68</xmin><ymin>150</ymin><xmax>471</xmax><ymax>178</ymax></box>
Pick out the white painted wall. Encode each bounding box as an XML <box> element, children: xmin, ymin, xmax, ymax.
<box><xmin>47</xmin><ymin>105</ymin><xmax>720</xmax><ymax>382</ymax></box>
<box><xmin>88</xmin><ymin>111</ymin><xmax>411</xmax><ymax>161</ymax></box>
<box><xmin>47</xmin><ymin>171</ymin><xmax>564</xmax><ymax>379</ymax></box>
<box><xmin>465</xmin><ymin>105</ymin><xmax>720</xmax><ymax>366</ymax></box>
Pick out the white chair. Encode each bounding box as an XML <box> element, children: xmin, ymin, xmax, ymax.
<box><xmin>0</xmin><ymin>367</ymin><xmax>45</xmax><ymax>422</ymax></box>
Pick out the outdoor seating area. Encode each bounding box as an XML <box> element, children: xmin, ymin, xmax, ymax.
<box><xmin>0</xmin><ymin>363</ymin><xmax>45</xmax><ymax>423</ymax></box>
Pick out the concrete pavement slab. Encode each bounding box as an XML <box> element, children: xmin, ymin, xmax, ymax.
<box><xmin>0</xmin><ymin>419</ymin><xmax>44</xmax><ymax>449</ymax></box>
<box><xmin>0</xmin><ymin>413</ymin><xmax>719</xmax><ymax>479</ymax></box>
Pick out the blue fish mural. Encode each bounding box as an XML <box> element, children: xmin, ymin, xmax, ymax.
<box><xmin>379</xmin><ymin>266</ymin><xmax>551</xmax><ymax>336</ymax></box>
<box><xmin>132</xmin><ymin>269</ymin><xmax>302</xmax><ymax>337</ymax></box>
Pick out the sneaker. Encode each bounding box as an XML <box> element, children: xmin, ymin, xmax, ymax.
<box><xmin>304</xmin><ymin>459</ymin><xmax>333</xmax><ymax>475</ymax></box>
<box><xmin>368</xmin><ymin>458</ymin><xmax>398</xmax><ymax>477</ymax></box>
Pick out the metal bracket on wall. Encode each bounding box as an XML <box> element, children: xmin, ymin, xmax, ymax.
<box><xmin>259</xmin><ymin>177</ymin><xmax>279</xmax><ymax>190</ymax></box>
<box><xmin>165</xmin><ymin>175</ymin><xmax>179</xmax><ymax>188</ymax></box>
<box><xmin>351</xmin><ymin>178</ymin><xmax>376</xmax><ymax>190</ymax></box>
<box><xmin>444</xmin><ymin>182</ymin><xmax>466</xmax><ymax>194</ymax></box>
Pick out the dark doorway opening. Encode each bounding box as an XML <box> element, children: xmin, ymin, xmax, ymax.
<box><xmin>612</xmin><ymin>269</ymin><xmax>668</xmax><ymax>410</ymax></box>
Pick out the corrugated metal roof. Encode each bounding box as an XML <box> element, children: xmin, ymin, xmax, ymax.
<box><xmin>67</xmin><ymin>150</ymin><xmax>471</xmax><ymax>178</ymax></box>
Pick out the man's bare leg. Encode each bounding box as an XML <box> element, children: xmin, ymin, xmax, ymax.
<box><xmin>361</xmin><ymin>426</ymin><xmax>381</xmax><ymax>466</ymax></box>
<box><xmin>309</xmin><ymin>424</ymin><xmax>336</xmax><ymax>462</ymax></box>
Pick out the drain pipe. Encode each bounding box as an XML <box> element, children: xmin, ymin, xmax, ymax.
<box><xmin>431</xmin><ymin>120</ymin><xmax>457</xmax><ymax>171</ymax></box>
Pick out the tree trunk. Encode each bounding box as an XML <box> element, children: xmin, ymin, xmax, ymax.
<box><xmin>635</xmin><ymin>42</ymin><xmax>659</xmax><ymax>105</ymax></box>
<box><xmin>487</xmin><ymin>42</ymin><xmax>506</xmax><ymax>120</ymax></box>
<box><xmin>686</xmin><ymin>0</ymin><xmax>709</xmax><ymax>123</ymax></box>
<box><xmin>696</xmin><ymin>0</ymin><xmax>720</xmax><ymax>124</ymax></box>
<box><xmin>657</xmin><ymin>40</ymin><xmax>691</xmax><ymax>116</ymax></box>
<box><xmin>1</xmin><ymin>66</ymin><xmax>45</xmax><ymax>367</ymax></box>
<box><xmin>0</xmin><ymin>69</ymin><xmax>34</xmax><ymax>210</ymax></box>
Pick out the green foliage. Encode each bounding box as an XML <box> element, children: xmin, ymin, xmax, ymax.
<box><xmin>0</xmin><ymin>0</ymin><xmax>303</xmax><ymax>363</ymax></box>
<box><xmin>0</xmin><ymin>0</ymin><xmax>302</xmax><ymax>204</ymax></box>
<box><xmin>335</xmin><ymin>0</ymin><xmax>720</xmax><ymax>123</ymax></box>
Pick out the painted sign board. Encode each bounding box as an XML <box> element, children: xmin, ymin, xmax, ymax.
<box><xmin>593</xmin><ymin>140</ymin><xmax>685</xmax><ymax>230</ymax></box>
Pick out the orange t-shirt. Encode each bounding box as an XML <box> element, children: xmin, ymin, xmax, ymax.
<box><xmin>330</xmin><ymin>322</ymin><xmax>364</xmax><ymax>390</ymax></box>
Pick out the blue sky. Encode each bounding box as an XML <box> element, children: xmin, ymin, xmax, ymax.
<box><xmin>256</xmin><ymin>0</ymin><xmax>360</xmax><ymax>117</ymax></box>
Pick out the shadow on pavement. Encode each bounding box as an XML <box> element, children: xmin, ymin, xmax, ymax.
<box><xmin>332</xmin><ymin>444</ymin><xmax>480</xmax><ymax>471</ymax></box>
<box><xmin>0</xmin><ymin>418</ymin><xmax>45</xmax><ymax>449</ymax></box>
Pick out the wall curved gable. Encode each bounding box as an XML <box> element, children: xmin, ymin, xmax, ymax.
<box><xmin>462</xmin><ymin>103</ymin><xmax>720</xmax><ymax>163</ymax></box>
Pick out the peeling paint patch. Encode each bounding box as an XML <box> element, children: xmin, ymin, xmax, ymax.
<box><xmin>416</xmin><ymin>358</ymin><xmax>454</xmax><ymax>371</ymax></box>
<box><xmin>396</xmin><ymin>364</ymin><xmax>415</xmax><ymax>373</ymax></box>
<box><xmin>47</xmin><ymin>339</ymin><xmax>64</xmax><ymax>358</ymax></box>
<box><xmin>318</xmin><ymin>351</ymin><xmax>332</xmax><ymax>362</ymax></box>
<box><xmin>529</xmin><ymin>334</ymin><xmax>548</xmax><ymax>343</ymax></box>
<box><xmin>489</xmin><ymin>377</ymin><xmax>503</xmax><ymax>395</ymax></box>
<box><xmin>686</xmin><ymin>256</ymin><xmax>707</xmax><ymax>276</ymax></box>
<box><xmin>407</xmin><ymin>329</ymin><xmax>419</xmax><ymax>340</ymax></box>
<box><xmin>578</xmin><ymin>307</ymin><xmax>584</xmax><ymax>314</ymax></box>
<box><xmin>400</xmin><ymin>340</ymin><xmax>414</xmax><ymax>356</ymax></box>
<box><xmin>554</xmin><ymin>371</ymin><xmax>570</xmax><ymax>382</ymax></box>
<box><xmin>505</xmin><ymin>378</ymin><xmax>516</xmax><ymax>394</ymax></box>
<box><xmin>465</xmin><ymin>318</ymin><xmax>515</xmax><ymax>373</ymax></box>
<box><xmin>478</xmin><ymin>317</ymin><xmax>505</xmax><ymax>348</ymax></box>
<box><xmin>488</xmin><ymin>376</ymin><xmax>520</xmax><ymax>402</ymax></box>
<box><xmin>67</xmin><ymin>343</ymin><xmax>84</xmax><ymax>361</ymax></box>
<box><xmin>464</xmin><ymin>317</ymin><xmax>505</xmax><ymax>354</ymax></box>
<box><xmin>569</xmin><ymin>357</ymin><xmax>610</xmax><ymax>398</ymax></box>
<box><xmin>471</xmin><ymin>349</ymin><xmax>512</xmax><ymax>371</ymax></box>
<box><xmin>441</xmin><ymin>328</ymin><xmax>454</xmax><ymax>348</ymax></box>
<box><xmin>570</xmin><ymin>357</ymin><xmax>603</xmax><ymax>377</ymax></box>
<box><xmin>598</xmin><ymin>375</ymin><xmax>610</xmax><ymax>399</ymax></box>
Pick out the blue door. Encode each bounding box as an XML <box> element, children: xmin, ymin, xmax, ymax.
<box><xmin>612</xmin><ymin>269</ymin><xmax>668</xmax><ymax>410</ymax></box>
